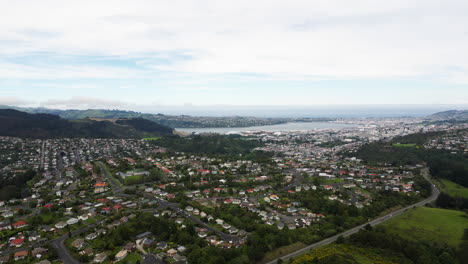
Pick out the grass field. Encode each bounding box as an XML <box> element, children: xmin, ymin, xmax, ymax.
<box><xmin>392</xmin><ymin>143</ymin><xmax>419</xmax><ymax>148</ymax></box>
<box><xmin>260</xmin><ymin>242</ymin><xmax>307</xmax><ymax>263</ymax></box>
<box><xmin>436</xmin><ymin>179</ymin><xmax>468</xmax><ymax>198</ymax></box>
<box><xmin>143</xmin><ymin>137</ymin><xmax>161</xmax><ymax>140</ymax></box>
<box><xmin>124</xmin><ymin>175</ymin><xmax>143</xmax><ymax>185</ymax></box>
<box><xmin>290</xmin><ymin>244</ymin><xmax>398</xmax><ymax>264</ymax></box>
<box><xmin>381</xmin><ymin>206</ymin><xmax>468</xmax><ymax>248</ymax></box>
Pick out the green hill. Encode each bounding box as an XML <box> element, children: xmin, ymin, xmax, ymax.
<box><xmin>428</xmin><ymin>110</ymin><xmax>468</xmax><ymax>120</ymax></box>
<box><xmin>0</xmin><ymin>109</ymin><xmax>173</xmax><ymax>139</ymax></box>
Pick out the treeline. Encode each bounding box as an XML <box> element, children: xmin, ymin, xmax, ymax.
<box><xmin>153</xmin><ymin>135</ymin><xmax>264</xmax><ymax>156</ymax></box>
<box><xmin>0</xmin><ymin>109</ymin><xmax>173</xmax><ymax>139</ymax></box>
<box><xmin>0</xmin><ymin>169</ymin><xmax>36</xmax><ymax>200</ymax></box>
<box><xmin>436</xmin><ymin>192</ymin><xmax>468</xmax><ymax>210</ymax></box>
<box><xmin>349</xmin><ymin>130</ymin><xmax>468</xmax><ymax>188</ymax></box>
<box><xmin>346</xmin><ymin>227</ymin><xmax>458</xmax><ymax>264</ymax></box>
<box><xmin>290</xmin><ymin>226</ymin><xmax>458</xmax><ymax>264</ymax></box>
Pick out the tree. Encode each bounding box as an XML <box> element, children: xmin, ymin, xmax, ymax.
<box><xmin>336</xmin><ymin>235</ymin><xmax>345</xmax><ymax>244</ymax></box>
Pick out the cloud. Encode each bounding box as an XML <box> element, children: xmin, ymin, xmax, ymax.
<box><xmin>0</xmin><ymin>96</ymin><xmax>34</xmax><ymax>106</ymax></box>
<box><xmin>0</xmin><ymin>0</ymin><xmax>467</xmax><ymax>106</ymax></box>
<box><xmin>0</xmin><ymin>60</ymin><xmax>144</xmax><ymax>79</ymax></box>
<box><xmin>40</xmin><ymin>96</ymin><xmax>130</xmax><ymax>109</ymax></box>
<box><xmin>0</xmin><ymin>0</ymin><xmax>466</xmax><ymax>80</ymax></box>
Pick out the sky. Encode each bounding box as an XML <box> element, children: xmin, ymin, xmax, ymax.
<box><xmin>0</xmin><ymin>0</ymin><xmax>467</xmax><ymax>112</ymax></box>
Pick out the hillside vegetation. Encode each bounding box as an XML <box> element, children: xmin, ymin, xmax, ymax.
<box><xmin>0</xmin><ymin>109</ymin><xmax>173</xmax><ymax>139</ymax></box>
<box><xmin>349</xmin><ymin>130</ymin><xmax>468</xmax><ymax>188</ymax></box>
<box><xmin>381</xmin><ymin>207</ymin><xmax>468</xmax><ymax>248</ymax></box>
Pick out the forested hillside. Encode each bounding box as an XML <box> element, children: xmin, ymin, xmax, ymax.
<box><xmin>0</xmin><ymin>109</ymin><xmax>173</xmax><ymax>139</ymax></box>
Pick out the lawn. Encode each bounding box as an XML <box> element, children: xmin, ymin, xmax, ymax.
<box><xmin>392</xmin><ymin>143</ymin><xmax>419</xmax><ymax>148</ymax></box>
<box><xmin>40</xmin><ymin>212</ymin><xmax>56</xmax><ymax>224</ymax></box>
<box><xmin>260</xmin><ymin>242</ymin><xmax>307</xmax><ymax>263</ymax></box>
<box><xmin>143</xmin><ymin>137</ymin><xmax>161</xmax><ymax>141</ymax></box>
<box><xmin>86</xmin><ymin>218</ymin><xmax>97</xmax><ymax>224</ymax></box>
<box><xmin>117</xmin><ymin>253</ymin><xmax>142</xmax><ymax>263</ymax></box>
<box><xmin>323</xmin><ymin>178</ymin><xmax>345</xmax><ymax>184</ymax></box>
<box><xmin>436</xmin><ymin>179</ymin><xmax>468</xmax><ymax>198</ymax></box>
<box><xmin>290</xmin><ymin>244</ymin><xmax>398</xmax><ymax>264</ymax></box>
<box><xmin>381</xmin><ymin>206</ymin><xmax>468</xmax><ymax>248</ymax></box>
<box><xmin>124</xmin><ymin>175</ymin><xmax>144</xmax><ymax>185</ymax></box>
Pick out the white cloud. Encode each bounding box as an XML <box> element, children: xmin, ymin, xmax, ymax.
<box><xmin>0</xmin><ymin>96</ymin><xmax>34</xmax><ymax>106</ymax></box>
<box><xmin>0</xmin><ymin>0</ymin><xmax>466</xmax><ymax>82</ymax></box>
<box><xmin>40</xmin><ymin>96</ymin><xmax>130</xmax><ymax>109</ymax></box>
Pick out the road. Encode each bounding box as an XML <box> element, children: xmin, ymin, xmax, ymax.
<box><xmin>280</xmin><ymin>170</ymin><xmax>303</xmax><ymax>192</ymax></box>
<box><xmin>51</xmin><ymin>236</ymin><xmax>81</xmax><ymax>264</ymax></box>
<box><xmin>266</xmin><ymin>168</ymin><xmax>439</xmax><ymax>264</ymax></box>
<box><xmin>97</xmin><ymin>161</ymin><xmax>123</xmax><ymax>193</ymax></box>
<box><xmin>49</xmin><ymin>220</ymin><xmax>105</xmax><ymax>264</ymax></box>
<box><xmin>39</xmin><ymin>140</ymin><xmax>46</xmax><ymax>169</ymax></box>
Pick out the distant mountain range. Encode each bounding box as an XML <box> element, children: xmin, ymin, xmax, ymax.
<box><xmin>427</xmin><ymin>110</ymin><xmax>468</xmax><ymax>120</ymax></box>
<box><xmin>0</xmin><ymin>105</ymin><xmax>334</xmax><ymax>128</ymax></box>
<box><xmin>0</xmin><ymin>109</ymin><xmax>174</xmax><ymax>139</ymax></box>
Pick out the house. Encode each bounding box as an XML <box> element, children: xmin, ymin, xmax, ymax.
<box><xmin>124</xmin><ymin>242</ymin><xmax>136</xmax><ymax>252</ymax></box>
<box><xmin>229</xmin><ymin>227</ymin><xmax>239</xmax><ymax>234</ymax></box>
<box><xmin>78</xmin><ymin>214</ymin><xmax>89</xmax><ymax>221</ymax></box>
<box><xmin>85</xmin><ymin>233</ymin><xmax>98</xmax><ymax>241</ymax></box>
<box><xmin>167</xmin><ymin>248</ymin><xmax>177</xmax><ymax>256</ymax></box>
<box><xmin>12</xmin><ymin>220</ymin><xmax>27</xmax><ymax>229</ymax></box>
<box><xmin>142</xmin><ymin>238</ymin><xmax>154</xmax><ymax>248</ymax></box>
<box><xmin>0</xmin><ymin>222</ymin><xmax>11</xmax><ymax>231</ymax></box>
<box><xmin>177</xmin><ymin>246</ymin><xmax>187</xmax><ymax>252</ymax></box>
<box><xmin>94</xmin><ymin>182</ymin><xmax>107</xmax><ymax>194</ymax></box>
<box><xmin>135</xmin><ymin>231</ymin><xmax>152</xmax><ymax>240</ymax></box>
<box><xmin>93</xmin><ymin>253</ymin><xmax>107</xmax><ymax>263</ymax></box>
<box><xmin>55</xmin><ymin>221</ymin><xmax>67</xmax><ymax>229</ymax></box>
<box><xmin>10</xmin><ymin>238</ymin><xmax>24</xmax><ymax>247</ymax></box>
<box><xmin>156</xmin><ymin>241</ymin><xmax>168</xmax><ymax>250</ymax></box>
<box><xmin>2</xmin><ymin>211</ymin><xmax>13</xmax><ymax>218</ymax></box>
<box><xmin>173</xmin><ymin>254</ymin><xmax>188</xmax><ymax>263</ymax></box>
<box><xmin>71</xmin><ymin>238</ymin><xmax>85</xmax><ymax>249</ymax></box>
<box><xmin>14</xmin><ymin>250</ymin><xmax>28</xmax><ymax>261</ymax></box>
<box><xmin>80</xmin><ymin>247</ymin><xmax>94</xmax><ymax>256</ymax></box>
<box><xmin>28</xmin><ymin>231</ymin><xmax>41</xmax><ymax>241</ymax></box>
<box><xmin>31</xmin><ymin>247</ymin><xmax>48</xmax><ymax>258</ymax></box>
<box><xmin>67</xmin><ymin>218</ymin><xmax>79</xmax><ymax>225</ymax></box>
<box><xmin>0</xmin><ymin>255</ymin><xmax>9</xmax><ymax>263</ymax></box>
<box><xmin>115</xmin><ymin>250</ymin><xmax>128</xmax><ymax>261</ymax></box>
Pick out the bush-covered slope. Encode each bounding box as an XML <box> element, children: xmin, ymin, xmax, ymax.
<box><xmin>0</xmin><ymin>109</ymin><xmax>173</xmax><ymax>139</ymax></box>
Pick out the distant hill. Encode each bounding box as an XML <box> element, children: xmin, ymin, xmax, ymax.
<box><xmin>428</xmin><ymin>110</ymin><xmax>468</xmax><ymax>120</ymax></box>
<box><xmin>0</xmin><ymin>106</ymin><xmax>333</xmax><ymax>128</ymax></box>
<box><xmin>0</xmin><ymin>109</ymin><xmax>174</xmax><ymax>139</ymax></box>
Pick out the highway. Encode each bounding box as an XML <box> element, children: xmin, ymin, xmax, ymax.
<box><xmin>266</xmin><ymin>168</ymin><xmax>439</xmax><ymax>264</ymax></box>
